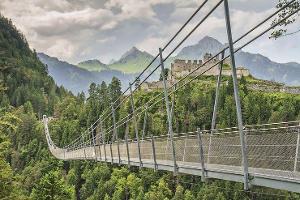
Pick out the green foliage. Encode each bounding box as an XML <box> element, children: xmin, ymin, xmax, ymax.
<box><xmin>184</xmin><ymin>190</ymin><xmax>195</xmax><ymax>200</ymax></box>
<box><xmin>0</xmin><ymin>108</ymin><xmax>26</xmax><ymax>199</ymax></box>
<box><xmin>127</xmin><ymin>174</ymin><xmax>144</xmax><ymax>199</ymax></box>
<box><xmin>0</xmin><ymin>135</ymin><xmax>13</xmax><ymax>198</ymax></box>
<box><xmin>160</xmin><ymin>68</ymin><xmax>170</xmax><ymax>81</ymax></box>
<box><xmin>173</xmin><ymin>185</ymin><xmax>185</xmax><ymax>200</ymax></box>
<box><xmin>0</xmin><ymin>161</ymin><xmax>13</xmax><ymax>198</ymax></box>
<box><xmin>144</xmin><ymin>178</ymin><xmax>172</xmax><ymax>200</ymax></box>
<box><xmin>80</xmin><ymin>164</ymin><xmax>111</xmax><ymax>199</ymax></box>
<box><xmin>271</xmin><ymin>0</ymin><xmax>300</xmax><ymax>38</ymax></box>
<box><xmin>30</xmin><ymin>170</ymin><xmax>74</xmax><ymax>200</ymax></box>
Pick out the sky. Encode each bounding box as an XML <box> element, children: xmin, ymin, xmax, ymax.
<box><xmin>0</xmin><ymin>0</ymin><xmax>299</xmax><ymax>65</ymax></box>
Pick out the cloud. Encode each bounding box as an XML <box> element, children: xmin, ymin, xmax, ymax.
<box><xmin>136</xmin><ymin>37</ymin><xmax>166</xmax><ymax>55</ymax></box>
<box><xmin>96</xmin><ymin>36</ymin><xmax>116</xmax><ymax>44</ymax></box>
<box><xmin>31</xmin><ymin>9</ymin><xmax>115</xmax><ymax>36</ymax></box>
<box><xmin>0</xmin><ymin>0</ymin><xmax>299</xmax><ymax>64</ymax></box>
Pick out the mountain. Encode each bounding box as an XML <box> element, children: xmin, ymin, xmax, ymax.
<box><xmin>77</xmin><ymin>59</ymin><xmax>108</xmax><ymax>72</ymax></box>
<box><xmin>176</xmin><ymin>36</ymin><xmax>300</xmax><ymax>86</ymax></box>
<box><xmin>38</xmin><ymin>53</ymin><xmax>95</xmax><ymax>94</ymax></box>
<box><xmin>39</xmin><ymin>36</ymin><xmax>300</xmax><ymax>93</ymax></box>
<box><xmin>176</xmin><ymin>36</ymin><xmax>225</xmax><ymax>60</ymax></box>
<box><xmin>234</xmin><ymin>52</ymin><xmax>300</xmax><ymax>86</ymax></box>
<box><xmin>38</xmin><ymin>53</ymin><xmax>134</xmax><ymax>94</ymax></box>
<box><xmin>108</xmin><ymin>47</ymin><xmax>155</xmax><ymax>73</ymax></box>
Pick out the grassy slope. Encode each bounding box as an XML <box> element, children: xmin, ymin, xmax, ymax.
<box><xmin>108</xmin><ymin>58</ymin><xmax>153</xmax><ymax>73</ymax></box>
<box><xmin>77</xmin><ymin>60</ymin><xmax>108</xmax><ymax>72</ymax></box>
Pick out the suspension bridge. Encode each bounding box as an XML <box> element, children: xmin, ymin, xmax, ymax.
<box><xmin>43</xmin><ymin>0</ymin><xmax>300</xmax><ymax>193</ymax></box>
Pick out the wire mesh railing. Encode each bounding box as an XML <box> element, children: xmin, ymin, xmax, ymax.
<box><xmin>43</xmin><ymin>111</ymin><xmax>300</xmax><ymax>192</ymax></box>
<box><xmin>45</xmin><ymin>118</ymin><xmax>300</xmax><ymax>177</ymax></box>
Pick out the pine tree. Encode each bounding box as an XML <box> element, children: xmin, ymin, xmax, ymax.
<box><xmin>30</xmin><ymin>171</ymin><xmax>73</xmax><ymax>200</ymax></box>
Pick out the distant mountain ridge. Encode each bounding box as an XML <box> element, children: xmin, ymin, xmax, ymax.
<box><xmin>175</xmin><ymin>36</ymin><xmax>300</xmax><ymax>86</ymax></box>
<box><xmin>46</xmin><ymin>36</ymin><xmax>300</xmax><ymax>91</ymax></box>
<box><xmin>38</xmin><ymin>53</ymin><xmax>134</xmax><ymax>94</ymax></box>
<box><xmin>77</xmin><ymin>47</ymin><xmax>155</xmax><ymax>74</ymax></box>
<box><xmin>77</xmin><ymin>36</ymin><xmax>300</xmax><ymax>86</ymax></box>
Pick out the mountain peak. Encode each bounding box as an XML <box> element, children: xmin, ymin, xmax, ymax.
<box><xmin>176</xmin><ymin>36</ymin><xmax>224</xmax><ymax>59</ymax></box>
<box><xmin>109</xmin><ymin>46</ymin><xmax>155</xmax><ymax>73</ymax></box>
<box><xmin>77</xmin><ymin>59</ymin><xmax>108</xmax><ymax>72</ymax></box>
<box><xmin>120</xmin><ymin>46</ymin><xmax>142</xmax><ymax>60</ymax></box>
<box><xmin>119</xmin><ymin>46</ymin><xmax>153</xmax><ymax>62</ymax></box>
<box><xmin>131</xmin><ymin>46</ymin><xmax>139</xmax><ymax>51</ymax></box>
<box><xmin>198</xmin><ymin>36</ymin><xmax>223</xmax><ymax>45</ymax></box>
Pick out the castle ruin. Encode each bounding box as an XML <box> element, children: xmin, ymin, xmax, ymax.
<box><xmin>169</xmin><ymin>53</ymin><xmax>250</xmax><ymax>81</ymax></box>
<box><xmin>141</xmin><ymin>53</ymin><xmax>250</xmax><ymax>91</ymax></box>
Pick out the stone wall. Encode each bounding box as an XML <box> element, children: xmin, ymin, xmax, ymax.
<box><xmin>222</xmin><ymin>67</ymin><xmax>250</xmax><ymax>78</ymax></box>
<box><xmin>248</xmin><ymin>84</ymin><xmax>300</xmax><ymax>94</ymax></box>
<box><xmin>170</xmin><ymin>59</ymin><xmax>219</xmax><ymax>81</ymax></box>
<box><xmin>169</xmin><ymin>53</ymin><xmax>250</xmax><ymax>81</ymax></box>
<box><xmin>141</xmin><ymin>53</ymin><xmax>251</xmax><ymax>92</ymax></box>
<box><xmin>141</xmin><ymin>80</ymin><xmax>172</xmax><ymax>92</ymax></box>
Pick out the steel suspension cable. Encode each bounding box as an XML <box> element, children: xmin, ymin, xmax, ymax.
<box><xmin>101</xmin><ymin>5</ymin><xmax>300</xmax><ymax>138</ymax></box>
<box><xmin>90</xmin><ymin>0</ymin><xmax>210</xmax><ymax>122</ymax></box>
<box><xmin>67</xmin><ymin>1</ymin><xmax>299</xmax><ymax>149</ymax></box>
<box><xmin>64</xmin><ymin>1</ymin><xmax>212</xmax><ymax>147</ymax></box>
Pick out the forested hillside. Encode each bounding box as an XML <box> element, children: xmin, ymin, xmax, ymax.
<box><xmin>0</xmin><ymin>16</ymin><xmax>66</xmax><ymax>117</ymax></box>
<box><xmin>0</xmin><ymin>13</ymin><xmax>76</xmax><ymax>199</ymax></box>
<box><xmin>1</xmin><ymin>14</ymin><xmax>300</xmax><ymax>200</ymax></box>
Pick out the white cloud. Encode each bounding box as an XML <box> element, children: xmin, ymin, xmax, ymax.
<box><xmin>136</xmin><ymin>37</ymin><xmax>166</xmax><ymax>55</ymax></box>
<box><xmin>96</xmin><ymin>36</ymin><xmax>116</xmax><ymax>44</ymax></box>
<box><xmin>0</xmin><ymin>0</ymin><xmax>299</xmax><ymax>64</ymax></box>
<box><xmin>46</xmin><ymin>39</ymin><xmax>77</xmax><ymax>59</ymax></box>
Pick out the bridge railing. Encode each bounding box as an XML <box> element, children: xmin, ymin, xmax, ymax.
<box><xmin>43</xmin><ymin>114</ymin><xmax>300</xmax><ymax>192</ymax></box>
<box><xmin>46</xmin><ymin>119</ymin><xmax>300</xmax><ymax>174</ymax></box>
<box><xmin>77</xmin><ymin>121</ymin><xmax>299</xmax><ymax>173</ymax></box>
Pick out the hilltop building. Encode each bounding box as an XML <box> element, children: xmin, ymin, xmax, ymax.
<box><xmin>169</xmin><ymin>53</ymin><xmax>249</xmax><ymax>81</ymax></box>
<box><xmin>141</xmin><ymin>53</ymin><xmax>250</xmax><ymax>91</ymax></box>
